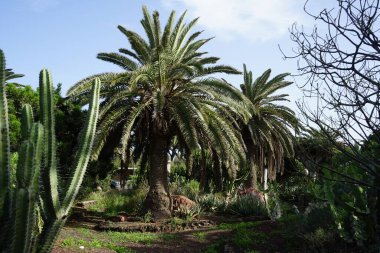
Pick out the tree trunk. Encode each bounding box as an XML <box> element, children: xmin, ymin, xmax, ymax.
<box><xmin>167</xmin><ymin>155</ymin><xmax>172</xmax><ymax>173</ymax></box>
<box><xmin>144</xmin><ymin>133</ymin><xmax>171</xmax><ymax>220</ymax></box>
<box><xmin>245</xmin><ymin>142</ymin><xmax>258</xmax><ymax>189</ymax></box>
<box><xmin>199</xmin><ymin>150</ymin><xmax>207</xmax><ymax>193</ymax></box>
<box><xmin>263</xmin><ymin>167</ymin><xmax>268</xmax><ymax>191</ymax></box>
<box><xmin>213</xmin><ymin>152</ymin><xmax>223</xmax><ymax>192</ymax></box>
<box><xmin>368</xmin><ymin>175</ymin><xmax>380</xmax><ymax>245</ymax></box>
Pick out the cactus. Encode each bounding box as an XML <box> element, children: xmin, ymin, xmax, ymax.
<box><xmin>0</xmin><ymin>49</ymin><xmax>100</xmax><ymax>253</ymax></box>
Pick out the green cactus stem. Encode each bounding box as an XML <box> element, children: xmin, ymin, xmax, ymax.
<box><xmin>0</xmin><ymin>50</ymin><xmax>100</xmax><ymax>253</ymax></box>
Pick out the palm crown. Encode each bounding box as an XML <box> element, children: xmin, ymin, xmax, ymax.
<box><xmin>241</xmin><ymin>65</ymin><xmax>298</xmax><ymax>185</ymax></box>
<box><xmin>68</xmin><ymin>6</ymin><xmax>251</xmax><ymax>218</ymax></box>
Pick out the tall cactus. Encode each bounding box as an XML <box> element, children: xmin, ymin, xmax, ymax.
<box><xmin>0</xmin><ymin>49</ymin><xmax>100</xmax><ymax>253</ymax></box>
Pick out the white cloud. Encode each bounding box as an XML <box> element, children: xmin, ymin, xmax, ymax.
<box><xmin>162</xmin><ymin>0</ymin><xmax>307</xmax><ymax>41</ymax></box>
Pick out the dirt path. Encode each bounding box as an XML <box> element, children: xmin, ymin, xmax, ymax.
<box><xmin>52</xmin><ymin>226</ymin><xmax>234</xmax><ymax>253</ymax></box>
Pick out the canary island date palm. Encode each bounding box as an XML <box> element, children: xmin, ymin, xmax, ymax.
<box><xmin>241</xmin><ymin>65</ymin><xmax>298</xmax><ymax>189</ymax></box>
<box><xmin>0</xmin><ymin>49</ymin><xmax>100</xmax><ymax>253</ymax></box>
<box><xmin>68</xmin><ymin>6</ymin><xmax>251</xmax><ymax>219</ymax></box>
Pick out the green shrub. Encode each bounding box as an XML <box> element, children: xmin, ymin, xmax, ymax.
<box><xmin>226</xmin><ymin>195</ymin><xmax>267</xmax><ymax>217</ymax></box>
<box><xmin>173</xmin><ymin>203</ymin><xmax>203</xmax><ymax>221</ymax></box>
<box><xmin>77</xmin><ymin>174</ymin><xmax>113</xmax><ymax>200</ymax></box>
<box><xmin>196</xmin><ymin>194</ymin><xmax>226</xmax><ymax>213</ymax></box>
<box><xmin>85</xmin><ymin>187</ymin><xmax>147</xmax><ymax>217</ymax></box>
<box><xmin>303</xmin><ymin>202</ymin><xmax>336</xmax><ymax>232</ymax></box>
<box><xmin>303</xmin><ymin>227</ymin><xmax>335</xmax><ymax>249</ymax></box>
<box><xmin>170</xmin><ymin>179</ymin><xmax>200</xmax><ymax>200</ymax></box>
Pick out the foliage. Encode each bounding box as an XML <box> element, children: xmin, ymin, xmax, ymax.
<box><xmin>6</xmin><ymin>83</ymin><xmax>39</xmax><ymax>152</ymax></box>
<box><xmin>196</xmin><ymin>194</ymin><xmax>225</xmax><ymax>213</ymax></box>
<box><xmin>276</xmin><ymin>158</ymin><xmax>314</xmax><ymax>210</ymax></box>
<box><xmin>61</xmin><ymin>228</ymin><xmax>178</xmax><ymax>252</ymax></box>
<box><xmin>226</xmin><ymin>194</ymin><xmax>267</xmax><ymax>217</ymax></box>
<box><xmin>61</xmin><ymin>228</ymin><xmax>178</xmax><ymax>253</ymax></box>
<box><xmin>86</xmin><ymin>188</ymin><xmax>148</xmax><ymax>217</ymax></box>
<box><xmin>308</xmin><ymin>168</ymin><xmax>371</xmax><ymax>247</ymax></box>
<box><xmin>170</xmin><ymin>178</ymin><xmax>200</xmax><ymax>201</ymax></box>
<box><xmin>287</xmin><ymin>0</ymin><xmax>380</xmax><ymax>246</ymax></box>
<box><xmin>0</xmin><ymin>50</ymin><xmax>100</xmax><ymax>253</ymax></box>
<box><xmin>173</xmin><ymin>203</ymin><xmax>203</xmax><ymax>221</ymax></box>
<box><xmin>169</xmin><ymin>159</ymin><xmax>187</xmax><ymax>182</ymax></box>
<box><xmin>68</xmin><ymin>6</ymin><xmax>251</xmax><ymax>217</ymax></box>
<box><xmin>240</xmin><ymin>65</ymin><xmax>298</xmax><ymax>188</ymax></box>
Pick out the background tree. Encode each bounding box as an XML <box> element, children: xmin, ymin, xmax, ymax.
<box><xmin>68</xmin><ymin>6</ymin><xmax>251</xmax><ymax>219</ymax></box>
<box><xmin>285</xmin><ymin>0</ymin><xmax>380</xmax><ymax>245</ymax></box>
<box><xmin>240</xmin><ymin>65</ymin><xmax>298</xmax><ymax>190</ymax></box>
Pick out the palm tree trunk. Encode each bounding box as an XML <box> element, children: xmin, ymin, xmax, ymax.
<box><xmin>213</xmin><ymin>151</ymin><xmax>223</xmax><ymax>192</ymax></box>
<box><xmin>144</xmin><ymin>133</ymin><xmax>171</xmax><ymax>220</ymax></box>
<box><xmin>246</xmin><ymin>159</ymin><xmax>258</xmax><ymax>189</ymax></box>
<box><xmin>199</xmin><ymin>149</ymin><xmax>207</xmax><ymax>192</ymax></box>
<box><xmin>263</xmin><ymin>167</ymin><xmax>268</xmax><ymax>191</ymax></box>
<box><xmin>245</xmin><ymin>142</ymin><xmax>258</xmax><ymax>189</ymax></box>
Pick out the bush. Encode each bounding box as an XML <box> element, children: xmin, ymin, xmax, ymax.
<box><xmin>303</xmin><ymin>202</ymin><xmax>336</xmax><ymax>232</ymax></box>
<box><xmin>77</xmin><ymin>174</ymin><xmax>113</xmax><ymax>200</ymax></box>
<box><xmin>173</xmin><ymin>203</ymin><xmax>203</xmax><ymax>221</ymax></box>
<box><xmin>196</xmin><ymin>194</ymin><xmax>226</xmax><ymax>213</ymax></box>
<box><xmin>170</xmin><ymin>179</ymin><xmax>200</xmax><ymax>200</ymax></box>
<box><xmin>85</xmin><ymin>187</ymin><xmax>147</xmax><ymax>217</ymax></box>
<box><xmin>226</xmin><ymin>195</ymin><xmax>267</xmax><ymax>217</ymax></box>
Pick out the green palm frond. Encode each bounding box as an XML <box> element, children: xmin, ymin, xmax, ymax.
<box><xmin>68</xmin><ymin>6</ymin><xmax>248</xmax><ymax>177</ymax></box>
<box><xmin>241</xmin><ymin>64</ymin><xmax>299</xmax><ymax>181</ymax></box>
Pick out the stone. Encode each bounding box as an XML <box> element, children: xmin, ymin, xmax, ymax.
<box><xmin>171</xmin><ymin>195</ymin><xmax>196</xmax><ymax>212</ymax></box>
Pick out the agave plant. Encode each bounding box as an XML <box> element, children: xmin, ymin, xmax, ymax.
<box><xmin>0</xmin><ymin>49</ymin><xmax>100</xmax><ymax>253</ymax></box>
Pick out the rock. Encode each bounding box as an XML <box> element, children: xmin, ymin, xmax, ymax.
<box><xmin>237</xmin><ymin>187</ymin><xmax>266</xmax><ymax>205</ymax></box>
<box><xmin>109</xmin><ymin>214</ymin><xmax>128</xmax><ymax>222</ymax></box>
<box><xmin>76</xmin><ymin>200</ymin><xmax>97</xmax><ymax>208</ymax></box>
<box><xmin>171</xmin><ymin>195</ymin><xmax>196</xmax><ymax>212</ymax></box>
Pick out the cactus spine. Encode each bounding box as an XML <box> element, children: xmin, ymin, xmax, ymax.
<box><xmin>0</xmin><ymin>49</ymin><xmax>100</xmax><ymax>253</ymax></box>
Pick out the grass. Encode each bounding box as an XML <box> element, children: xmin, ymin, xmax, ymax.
<box><xmin>61</xmin><ymin>228</ymin><xmax>178</xmax><ymax>252</ymax></box>
<box><xmin>201</xmin><ymin>241</ymin><xmax>224</xmax><ymax>253</ymax></box>
<box><xmin>61</xmin><ymin>238</ymin><xmax>133</xmax><ymax>253</ymax></box>
<box><xmin>217</xmin><ymin>221</ymin><xmax>264</xmax><ymax>230</ymax></box>
<box><xmin>192</xmin><ymin>231</ymin><xmax>207</xmax><ymax>241</ymax></box>
<box><xmin>84</xmin><ymin>188</ymin><xmax>147</xmax><ymax>217</ymax></box>
<box><xmin>104</xmin><ymin>231</ymin><xmax>178</xmax><ymax>244</ymax></box>
<box><xmin>58</xmin><ymin>217</ymin><xmax>348</xmax><ymax>253</ymax></box>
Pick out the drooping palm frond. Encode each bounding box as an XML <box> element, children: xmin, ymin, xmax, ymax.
<box><xmin>67</xmin><ymin>6</ymin><xmax>250</xmax><ymax>178</ymax></box>
<box><xmin>241</xmin><ymin>64</ymin><xmax>299</xmax><ymax>182</ymax></box>
<box><xmin>4</xmin><ymin>68</ymin><xmax>25</xmax><ymax>87</ymax></box>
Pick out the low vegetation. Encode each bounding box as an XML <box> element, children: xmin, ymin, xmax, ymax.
<box><xmin>1</xmin><ymin>1</ymin><xmax>379</xmax><ymax>252</ymax></box>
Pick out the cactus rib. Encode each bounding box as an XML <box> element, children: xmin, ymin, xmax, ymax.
<box><xmin>0</xmin><ymin>49</ymin><xmax>11</xmax><ymax>250</ymax></box>
<box><xmin>0</xmin><ymin>50</ymin><xmax>100</xmax><ymax>253</ymax></box>
<box><xmin>39</xmin><ymin>69</ymin><xmax>60</xmax><ymax>218</ymax></box>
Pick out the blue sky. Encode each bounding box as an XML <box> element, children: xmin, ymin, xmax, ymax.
<box><xmin>0</xmin><ymin>0</ymin><xmax>331</xmax><ymax>111</ymax></box>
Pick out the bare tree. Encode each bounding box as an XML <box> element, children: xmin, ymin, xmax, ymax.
<box><xmin>283</xmin><ymin>0</ymin><xmax>380</xmax><ymax>244</ymax></box>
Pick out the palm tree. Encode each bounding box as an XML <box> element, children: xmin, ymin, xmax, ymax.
<box><xmin>68</xmin><ymin>6</ymin><xmax>251</xmax><ymax>219</ymax></box>
<box><xmin>241</xmin><ymin>65</ymin><xmax>298</xmax><ymax>190</ymax></box>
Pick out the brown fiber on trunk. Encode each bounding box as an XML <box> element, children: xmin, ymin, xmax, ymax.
<box><xmin>199</xmin><ymin>150</ymin><xmax>208</xmax><ymax>193</ymax></box>
<box><xmin>144</xmin><ymin>133</ymin><xmax>172</xmax><ymax>220</ymax></box>
<box><xmin>212</xmin><ymin>151</ymin><xmax>223</xmax><ymax>192</ymax></box>
<box><xmin>245</xmin><ymin>141</ymin><xmax>258</xmax><ymax>190</ymax></box>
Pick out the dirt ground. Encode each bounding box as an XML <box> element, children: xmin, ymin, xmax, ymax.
<box><xmin>53</xmin><ymin>226</ymin><xmax>234</xmax><ymax>253</ymax></box>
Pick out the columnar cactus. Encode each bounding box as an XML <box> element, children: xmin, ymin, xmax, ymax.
<box><xmin>0</xmin><ymin>49</ymin><xmax>100</xmax><ymax>253</ymax></box>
